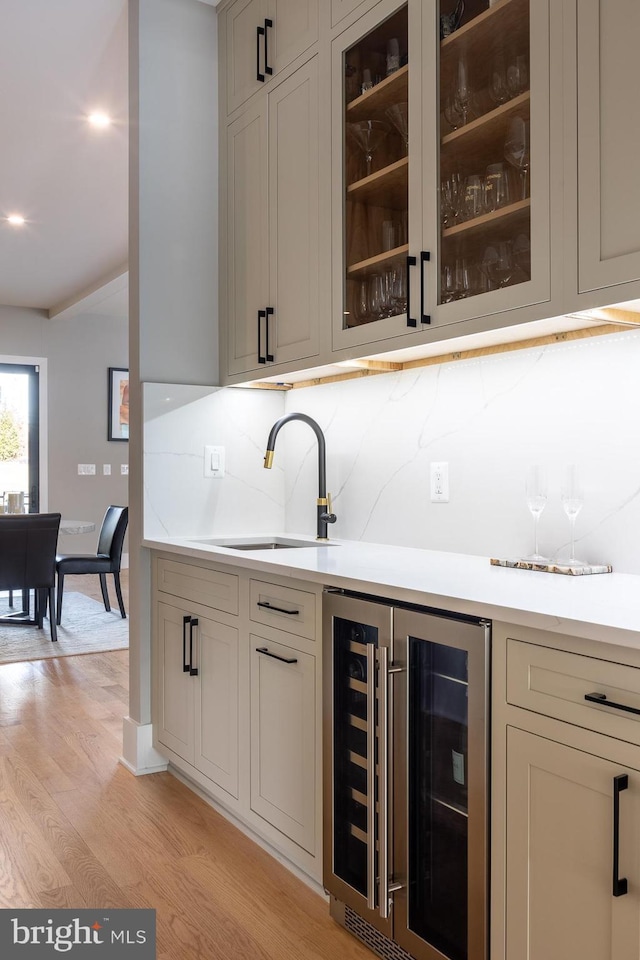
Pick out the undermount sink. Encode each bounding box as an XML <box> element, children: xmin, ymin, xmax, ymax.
<box><xmin>187</xmin><ymin>536</ymin><xmax>335</xmax><ymax>550</ymax></box>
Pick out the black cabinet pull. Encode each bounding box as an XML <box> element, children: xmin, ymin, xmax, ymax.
<box><xmin>264</xmin><ymin>19</ymin><xmax>273</xmax><ymax>76</ymax></box>
<box><xmin>406</xmin><ymin>255</ymin><xmax>417</xmax><ymax>327</ymax></box>
<box><xmin>265</xmin><ymin>306</ymin><xmax>274</xmax><ymax>362</ymax></box>
<box><xmin>613</xmin><ymin>774</ymin><xmax>628</xmax><ymax>897</ymax></box>
<box><xmin>256</xmin><ymin>25</ymin><xmax>265</xmax><ymax>82</ymax></box>
<box><xmin>189</xmin><ymin>618</ymin><xmax>199</xmax><ymax>677</ymax></box>
<box><xmin>182</xmin><ymin>615</ymin><xmax>191</xmax><ymax>672</ymax></box>
<box><xmin>420</xmin><ymin>250</ymin><xmax>431</xmax><ymax>324</ymax></box>
<box><xmin>256</xmin><ymin>646</ymin><xmax>298</xmax><ymax>664</ymax></box>
<box><xmin>585</xmin><ymin>692</ymin><xmax>640</xmax><ymax>716</ymax></box>
<box><xmin>257</xmin><ymin>600</ymin><xmax>300</xmax><ymax>616</ymax></box>
<box><xmin>258</xmin><ymin>309</ymin><xmax>266</xmax><ymax>363</ymax></box>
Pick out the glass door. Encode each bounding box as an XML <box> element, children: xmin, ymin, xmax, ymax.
<box><xmin>322</xmin><ymin>591</ymin><xmax>393</xmax><ymax>938</ymax></box>
<box><xmin>435</xmin><ymin>0</ymin><xmax>551</xmax><ymax>321</ymax></box>
<box><xmin>0</xmin><ymin>363</ymin><xmax>40</xmax><ymax>514</ymax></box>
<box><xmin>333</xmin><ymin>0</ymin><xmax>418</xmax><ymax>351</ymax></box>
<box><xmin>393</xmin><ymin>608</ymin><xmax>490</xmax><ymax>960</ymax></box>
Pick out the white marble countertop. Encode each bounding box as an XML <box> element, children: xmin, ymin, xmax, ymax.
<box><xmin>143</xmin><ymin>534</ymin><xmax>640</xmax><ymax>649</ymax></box>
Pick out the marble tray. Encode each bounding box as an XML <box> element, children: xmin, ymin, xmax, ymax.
<box><xmin>490</xmin><ymin>557</ymin><xmax>613</xmax><ymax>576</ymax></box>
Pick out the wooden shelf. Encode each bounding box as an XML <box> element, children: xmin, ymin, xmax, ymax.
<box><xmin>347</xmin><ymin>156</ymin><xmax>408</xmax><ymax>209</ymax></box>
<box><xmin>440</xmin><ymin>0</ymin><xmax>529</xmax><ymax>116</ymax></box>
<box><xmin>441</xmin><ymin>0</ymin><xmax>528</xmax><ymax>59</ymax></box>
<box><xmin>442</xmin><ymin>91</ymin><xmax>530</xmax><ymax>149</ymax></box>
<box><xmin>443</xmin><ymin>197</ymin><xmax>530</xmax><ymax>240</ymax></box>
<box><xmin>347</xmin><ymin>65</ymin><xmax>409</xmax><ymax>122</ymax></box>
<box><xmin>348</xmin><ymin>244</ymin><xmax>409</xmax><ymax>279</ymax></box>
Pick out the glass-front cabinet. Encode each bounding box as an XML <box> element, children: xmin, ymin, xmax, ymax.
<box><xmin>332</xmin><ymin>0</ymin><xmax>551</xmax><ymax>354</ymax></box>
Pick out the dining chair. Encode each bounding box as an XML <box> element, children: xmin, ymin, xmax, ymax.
<box><xmin>56</xmin><ymin>505</ymin><xmax>128</xmax><ymax>625</ymax></box>
<box><xmin>0</xmin><ymin>512</ymin><xmax>61</xmax><ymax>641</ymax></box>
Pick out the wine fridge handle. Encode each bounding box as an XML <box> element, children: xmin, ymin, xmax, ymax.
<box><xmin>378</xmin><ymin>646</ymin><xmax>390</xmax><ymax>919</ymax></box>
<box><xmin>366</xmin><ymin>643</ymin><xmax>376</xmax><ymax>912</ymax></box>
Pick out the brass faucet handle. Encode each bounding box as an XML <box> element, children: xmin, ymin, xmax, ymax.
<box><xmin>318</xmin><ymin>492</ymin><xmax>337</xmax><ymax>523</ymax></box>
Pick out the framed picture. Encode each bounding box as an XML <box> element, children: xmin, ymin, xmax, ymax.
<box><xmin>108</xmin><ymin>367</ymin><xmax>129</xmax><ymax>442</ymax></box>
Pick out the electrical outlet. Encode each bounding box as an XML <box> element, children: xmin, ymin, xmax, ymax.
<box><xmin>120</xmin><ymin>464</ymin><xmax>129</xmax><ymax>475</ymax></box>
<box><xmin>430</xmin><ymin>461</ymin><xmax>449</xmax><ymax>502</ymax></box>
<box><xmin>103</xmin><ymin>464</ymin><xmax>111</xmax><ymax>476</ymax></box>
<box><xmin>204</xmin><ymin>445</ymin><xmax>225</xmax><ymax>479</ymax></box>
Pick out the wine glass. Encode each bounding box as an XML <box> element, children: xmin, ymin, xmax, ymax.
<box><xmin>385</xmin><ymin>102</ymin><xmax>409</xmax><ymax>154</ymax></box>
<box><xmin>489</xmin><ymin>53</ymin><xmax>508</xmax><ymax>105</ymax></box>
<box><xmin>454</xmin><ymin>57</ymin><xmax>472</xmax><ymax>125</ymax></box>
<box><xmin>561</xmin><ymin>465</ymin><xmax>585</xmax><ymax>566</ymax></box>
<box><xmin>347</xmin><ymin>120</ymin><xmax>389</xmax><ymax>178</ymax></box>
<box><xmin>507</xmin><ymin>54</ymin><xmax>528</xmax><ymax>98</ymax></box>
<box><xmin>480</xmin><ymin>242</ymin><xmax>514</xmax><ymax>288</ymax></box>
<box><xmin>504</xmin><ymin>116</ymin><xmax>530</xmax><ymax>200</ymax></box>
<box><xmin>525</xmin><ymin>465</ymin><xmax>548</xmax><ymax>562</ymax></box>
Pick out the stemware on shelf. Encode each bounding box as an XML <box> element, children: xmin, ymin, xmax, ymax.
<box><xmin>504</xmin><ymin>116</ymin><xmax>530</xmax><ymax>200</ymax></box>
<box><xmin>347</xmin><ymin>119</ymin><xmax>389</xmax><ymax>178</ymax></box>
<box><xmin>480</xmin><ymin>242</ymin><xmax>514</xmax><ymax>288</ymax></box>
<box><xmin>454</xmin><ymin>56</ymin><xmax>473</xmax><ymax>126</ymax></box>
<box><xmin>489</xmin><ymin>52</ymin><xmax>509</xmax><ymax>105</ymax></box>
<box><xmin>507</xmin><ymin>54</ymin><xmax>528</xmax><ymax>98</ymax></box>
<box><xmin>561</xmin><ymin>465</ymin><xmax>586</xmax><ymax>567</ymax></box>
<box><xmin>524</xmin><ymin>465</ymin><xmax>548</xmax><ymax>562</ymax></box>
<box><xmin>385</xmin><ymin>102</ymin><xmax>409</xmax><ymax>154</ymax></box>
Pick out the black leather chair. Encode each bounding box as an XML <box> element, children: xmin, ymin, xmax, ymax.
<box><xmin>56</xmin><ymin>505</ymin><xmax>128</xmax><ymax>625</ymax></box>
<box><xmin>0</xmin><ymin>512</ymin><xmax>61</xmax><ymax>641</ymax></box>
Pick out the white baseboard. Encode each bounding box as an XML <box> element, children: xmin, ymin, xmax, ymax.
<box><xmin>120</xmin><ymin>716</ymin><xmax>168</xmax><ymax>775</ymax></box>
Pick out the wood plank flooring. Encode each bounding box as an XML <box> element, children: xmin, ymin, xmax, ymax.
<box><xmin>0</xmin><ymin>571</ymin><xmax>372</xmax><ymax>960</ymax></box>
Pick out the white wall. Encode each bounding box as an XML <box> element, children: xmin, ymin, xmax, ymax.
<box><xmin>144</xmin><ymin>328</ymin><xmax>640</xmax><ymax>574</ymax></box>
<box><xmin>0</xmin><ymin>304</ymin><xmax>128</xmax><ymax>549</ymax></box>
<box><xmin>143</xmin><ymin>382</ymin><xmax>284</xmax><ymax>538</ymax></box>
<box><xmin>281</xmin><ymin>328</ymin><xmax>640</xmax><ymax>574</ymax></box>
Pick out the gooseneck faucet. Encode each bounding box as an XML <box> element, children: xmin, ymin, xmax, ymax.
<box><xmin>264</xmin><ymin>412</ymin><xmax>337</xmax><ymax>540</ymax></box>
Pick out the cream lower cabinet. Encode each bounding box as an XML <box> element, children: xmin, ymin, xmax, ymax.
<box><xmin>156</xmin><ymin>600</ymin><xmax>239</xmax><ymax>799</ymax></box>
<box><xmin>222</xmin><ymin>55</ymin><xmax>323</xmax><ymax>380</ymax></box>
<box><xmin>250</xmin><ymin>636</ymin><xmax>316</xmax><ymax>853</ymax></box>
<box><xmin>506</xmin><ymin>727</ymin><xmax>640</xmax><ymax>960</ymax></box>
<box><xmin>492</xmin><ymin>624</ymin><xmax>640</xmax><ymax>960</ymax></box>
<box><xmin>152</xmin><ymin>554</ymin><xmax>323</xmax><ymax>882</ymax></box>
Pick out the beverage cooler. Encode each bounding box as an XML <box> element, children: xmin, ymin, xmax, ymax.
<box><xmin>322</xmin><ymin>589</ymin><xmax>490</xmax><ymax>960</ymax></box>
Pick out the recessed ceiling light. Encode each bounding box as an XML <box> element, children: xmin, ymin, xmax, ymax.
<box><xmin>6</xmin><ymin>214</ymin><xmax>25</xmax><ymax>225</ymax></box>
<box><xmin>87</xmin><ymin>111</ymin><xmax>112</xmax><ymax>128</ymax></box>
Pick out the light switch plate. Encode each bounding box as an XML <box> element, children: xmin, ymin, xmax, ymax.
<box><xmin>120</xmin><ymin>464</ymin><xmax>129</xmax><ymax>475</ymax></box>
<box><xmin>78</xmin><ymin>464</ymin><xmax>96</xmax><ymax>476</ymax></box>
<box><xmin>204</xmin><ymin>445</ymin><xmax>225</xmax><ymax>479</ymax></box>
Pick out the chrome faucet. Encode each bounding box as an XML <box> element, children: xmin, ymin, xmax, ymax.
<box><xmin>264</xmin><ymin>412</ymin><xmax>337</xmax><ymax>540</ymax></box>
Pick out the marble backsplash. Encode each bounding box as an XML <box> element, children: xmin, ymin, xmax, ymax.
<box><xmin>144</xmin><ymin>327</ymin><xmax>640</xmax><ymax>574</ymax></box>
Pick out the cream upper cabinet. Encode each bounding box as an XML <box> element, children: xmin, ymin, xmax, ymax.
<box><xmin>331</xmin><ymin>0</ymin><xmax>379</xmax><ymax>28</ymax></box>
<box><xmin>222</xmin><ymin>56</ymin><xmax>322</xmax><ymax>379</ymax></box>
<box><xmin>506</xmin><ymin>726</ymin><xmax>640</xmax><ymax>960</ymax></box>
<box><xmin>331</xmin><ymin>0</ymin><xmax>555</xmax><ymax>357</ymax></box>
<box><xmin>223</xmin><ymin>0</ymin><xmax>319</xmax><ymax>116</ymax></box>
<box><xmin>575</xmin><ymin>0</ymin><xmax>640</xmax><ymax>298</ymax></box>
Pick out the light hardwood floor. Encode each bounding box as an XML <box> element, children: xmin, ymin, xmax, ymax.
<box><xmin>0</xmin><ymin>570</ymin><xmax>372</xmax><ymax>960</ymax></box>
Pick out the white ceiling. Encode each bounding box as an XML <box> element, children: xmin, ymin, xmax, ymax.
<box><xmin>0</xmin><ymin>0</ymin><xmax>129</xmax><ymax>316</ymax></box>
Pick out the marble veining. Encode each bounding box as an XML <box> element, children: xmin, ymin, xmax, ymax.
<box><xmin>143</xmin><ymin>329</ymin><xmax>640</xmax><ymax>575</ymax></box>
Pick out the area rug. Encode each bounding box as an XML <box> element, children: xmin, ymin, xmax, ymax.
<box><xmin>0</xmin><ymin>592</ymin><xmax>129</xmax><ymax>664</ymax></box>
